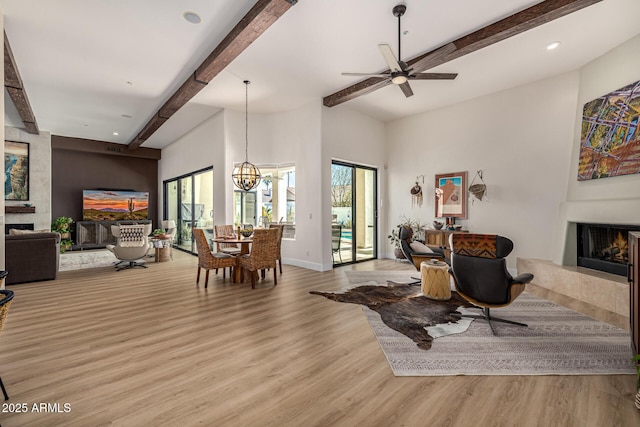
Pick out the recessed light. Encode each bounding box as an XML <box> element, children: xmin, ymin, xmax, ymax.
<box><xmin>113</xmin><ymin>132</ymin><xmax>119</xmax><ymax>136</ymax></box>
<box><xmin>121</xmin><ymin>114</ymin><xmax>132</xmax><ymax>119</ymax></box>
<box><xmin>547</xmin><ymin>41</ymin><xmax>561</xmax><ymax>50</ymax></box>
<box><xmin>183</xmin><ymin>11</ymin><xmax>201</xmax><ymax>24</ymax></box>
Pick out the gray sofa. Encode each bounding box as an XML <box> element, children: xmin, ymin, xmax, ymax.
<box><xmin>5</xmin><ymin>232</ymin><xmax>61</xmax><ymax>285</ymax></box>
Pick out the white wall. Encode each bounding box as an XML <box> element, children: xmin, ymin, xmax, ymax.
<box><xmin>4</xmin><ymin>127</ymin><xmax>52</xmax><ymax>231</ymax></box>
<box><xmin>321</xmin><ymin>105</ymin><xmax>387</xmax><ymax>270</ymax></box>
<box><xmin>386</xmin><ymin>72</ymin><xmax>580</xmax><ymax>269</ymax></box>
<box><xmin>161</xmin><ymin>102</ymin><xmax>330</xmax><ymax>270</ymax></box>
<box><xmin>566</xmin><ymin>34</ymin><xmax>640</xmax><ymax>202</ymax></box>
<box><xmin>553</xmin><ymin>34</ymin><xmax>640</xmax><ymax>265</ymax></box>
<box><xmin>223</xmin><ymin>102</ymin><xmax>325</xmax><ymax>270</ymax></box>
<box><xmin>158</xmin><ymin>110</ymin><xmax>224</xmax><ymax>224</ymax></box>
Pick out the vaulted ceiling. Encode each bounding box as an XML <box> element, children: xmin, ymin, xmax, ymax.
<box><xmin>2</xmin><ymin>0</ymin><xmax>639</xmax><ymax>149</ymax></box>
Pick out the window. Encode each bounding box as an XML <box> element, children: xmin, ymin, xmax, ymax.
<box><xmin>233</xmin><ymin>163</ymin><xmax>295</xmax><ymax>238</ymax></box>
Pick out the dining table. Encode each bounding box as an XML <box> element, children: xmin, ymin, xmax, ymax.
<box><xmin>211</xmin><ymin>236</ymin><xmax>253</xmax><ymax>283</ymax></box>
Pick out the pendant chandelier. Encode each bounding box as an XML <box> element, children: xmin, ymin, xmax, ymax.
<box><xmin>232</xmin><ymin>80</ymin><xmax>261</xmax><ymax>191</ymax></box>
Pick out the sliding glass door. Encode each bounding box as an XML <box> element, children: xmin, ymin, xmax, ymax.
<box><xmin>331</xmin><ymin>161</ymin><xmax>377</xmax><ymax>266</ymax></box>
<box><xmin>164</xmin><ymin>167</ymin><xmax>213</xmax><ymax>254</ymax></box>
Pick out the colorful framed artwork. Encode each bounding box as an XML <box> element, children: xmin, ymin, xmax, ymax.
<box><xmin>578</xmin><ymin>79</ymin><xmax>640</xmax><ymax>181</ymax></box>
<box><xmin>4</xmin><ymin>140</ymin><xmax>29</xmax><ymax>200</ymax></box>
<box><xmin>435</xmin><ymin>171</ymin><xmax>467</xmax><ymax>219</ymax></box>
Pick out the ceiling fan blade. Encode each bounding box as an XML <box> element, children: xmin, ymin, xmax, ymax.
<box><xmin>378</xmin><ymin>44</ymin><xmax>403</xmax><ymax>73</ymax></box>
<box><xmin>409</xmin><ymin>72</ymin><xmax>458</xmax><ymax>80</ymax></box>
<box><xmin>399</xmin><ymin>81</ymin><xmax>414</xmax><ymax>98</ymax></box>
<box><xmin>341</xmin><ymin>72</ymin><xmax>390</xmax><ymax>77</ymax></box>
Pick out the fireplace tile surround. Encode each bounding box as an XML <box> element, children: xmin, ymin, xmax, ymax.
<box><xmin>517</xmin><ymin>258</ymin><xmax>628</xmax><ymax>317</ymax></box>
<box><xmin>518</xmin><ymin>198</ymin><xmax>640</xmax><ymax>319</ymax></box>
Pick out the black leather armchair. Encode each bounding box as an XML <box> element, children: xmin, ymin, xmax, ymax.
<box><xmin>449</xmin><ymin>233</ymin><xmax>534</xmax><ymax>333</ymax></box>
<box><xmin>398</xmin><ymin>225</ymin><xmax>445</xmax><ymax>284</ymax></box>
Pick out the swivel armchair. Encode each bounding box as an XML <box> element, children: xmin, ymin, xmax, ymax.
<box><xmin>106</xmin><ymin>223</ymin><xmax>152</xmax><ymax>271</ymax></box>
<box><xmin>398</xmin><ymin>225</ymin><xmax>444</xmax><ymax>284</ymax></box>
<box><xmin>449</xmin><ymin>233</ymin><xmax>534</xmax><ymax>333</ymax></box>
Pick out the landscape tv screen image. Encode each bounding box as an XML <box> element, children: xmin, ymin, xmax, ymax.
<box><xmin>83</xmin><ymin>190</ymin><xmax>149</xmax><ymax>221</ymax></box>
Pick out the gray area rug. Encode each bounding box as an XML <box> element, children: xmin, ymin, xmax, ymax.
<box><xmin>344</xmin><ymin>271</ymin><xmax>636</xmax><ymax>376</ymax></box>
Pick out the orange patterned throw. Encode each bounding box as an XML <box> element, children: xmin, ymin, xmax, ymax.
<box><xmin>451</xmin><ymin>233</ymin><xmax>497</xmax><ymax>259</ymax></box>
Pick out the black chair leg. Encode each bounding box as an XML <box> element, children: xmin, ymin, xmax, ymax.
<box><xmin>0</xmin><ymin>375</ymin><xmax>9</xmax><ymax>400</ymax></box>
<box><xmin>452</xmin><ymin>307</ymin><xmax>527</xmax><ymax>335</ymax></box>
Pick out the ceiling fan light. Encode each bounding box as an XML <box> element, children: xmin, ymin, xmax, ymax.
<box><xmin>392</xmin><ymin>75</ymin><xmax>408</xmax><ymax>85</ymax></box>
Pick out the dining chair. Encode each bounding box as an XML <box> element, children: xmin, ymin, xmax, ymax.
<box><xmin>268</xmin><ymin>223</ymin><xmax>285</xmax><ymax>274</ymax></box>
<box><xmin>0</xmin><ymin>281</ymin><xmax>15</xmax><ymax>400</ymax></box>
<box><xmin>214</xmin><ymin>224</ymin><xmax>241</xmax><ymax>255</ymax></box>
<box><xmin>238</xmin><ymin>228</ymin><xmax>279</xmax><ymax>289</ymax></box>
<box><xmin>193</xmin><ymin>228</ymin><xmax>238</xmax><ymax>288</ymax></box>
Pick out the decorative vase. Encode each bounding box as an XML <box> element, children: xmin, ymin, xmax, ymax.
<box><xmin>635</xmin><ymin>390</ymin><xmax>640</xmax><ymax>410</ymax></box>
<box><xmin>394</xmin><ymin>248</ymin><xmax>405</xmax><ymax>259</ymax></box>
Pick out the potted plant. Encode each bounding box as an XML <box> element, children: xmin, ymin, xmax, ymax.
<box><xmin>387</xmin><ymin>228</ymin><xmax>404</xmax><ymax>259</ymax></box>
<box><xmin>388</xmin><ymin>216</ymin><xmax>428</xmax><ymax>259</ymax></box>
<box><xmin>152</xmin><ymin>228</ymin><xmax>167</xmax><ymax>239</ymax></box>
<box><xmin>52</xmin><ymin>216</ymin><xmax>74</xmax><ymax>253</ymax></box>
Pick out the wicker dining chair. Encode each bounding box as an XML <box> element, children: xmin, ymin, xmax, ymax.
<box><xmin>238</xmin><ymin>228</ymin><xmax>279</xmax><ymax>289</ymax></box>
<box><xmin>0</xmin><ymin>281</ymin><xmax>15</xmax><ymax>401</ymax></box>
<box><xmin>214</xmin><ymin>224</ymin><xmax>241</xmax><ymax>255</ymax></box>
<box><xmin>193</xmin><ymin>228</ymin><xmax>238</xmax><ymax>288</ymax></box>
<box><xmin>268</xmin><ymin>223</ymin><xmax>285</xmax><ymax>274</ymax></box>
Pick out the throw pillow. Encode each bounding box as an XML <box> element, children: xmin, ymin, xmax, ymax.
<box><xmin>409</xmin><ymin>241</ymin><xmax>433</xmax><ymax>254</ymax></box>
<box><xmin>8</xmin><ymin>228</ymin><xmax>52</xmax><ymax>235</ymax></box>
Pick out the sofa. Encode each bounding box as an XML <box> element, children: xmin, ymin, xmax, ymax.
<box><xmin>5</xmin><ymin>232</ymin><xmax>61</xmax><ymax>285</ymax></box>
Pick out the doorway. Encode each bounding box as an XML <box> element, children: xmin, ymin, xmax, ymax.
<box><xmin>331</xmin><ymin>161</ymin><xmax>377</xmax><ymax>266</ymax></box>
<box><xmin>164</xmin><ymin>167</ymin><xmax>214</xmax><ymax>254</ymax></box>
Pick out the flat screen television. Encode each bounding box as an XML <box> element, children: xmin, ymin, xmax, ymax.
<box><xmin>82</xmin><ymin>190</ymin><xmax>149</xmax><ymax>221</ymax></box>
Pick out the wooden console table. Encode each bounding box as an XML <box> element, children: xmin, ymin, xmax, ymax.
<box><xmin>74</xmin><ymin>220</ymin><xmax>152</xmax><ymax>250</ymax></box>
<box><xmin>424</xmin><ymin>229</ymin><xmax>469</xmax><ymax>259</ymax></box>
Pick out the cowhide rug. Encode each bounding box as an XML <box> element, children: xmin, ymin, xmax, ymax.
<box><xmin>310</xmin><ymin>282</ymin><xmax>474</xmax><ymax>350</ymax></box>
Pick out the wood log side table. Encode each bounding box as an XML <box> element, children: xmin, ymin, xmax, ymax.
<box><xmin>151</xmin><ymin>237</ymin><xmax>172</xmax><ymax>262</ymax></box>
<box><xmin>420</xmin><ymin>260</ymin><xmax>451</xmax><ymax>300</ymax></box>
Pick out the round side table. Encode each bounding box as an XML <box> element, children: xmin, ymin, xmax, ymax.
<box><xmin>420</xmin><ymin>260</ymin><xmax>451</xmax><ymax>300</ymax></box>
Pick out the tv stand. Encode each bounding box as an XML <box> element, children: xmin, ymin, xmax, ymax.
<box><xmin>74</xmin><ymin>220</ymin><xmax>152</xmax><ymax>250</ymax></box>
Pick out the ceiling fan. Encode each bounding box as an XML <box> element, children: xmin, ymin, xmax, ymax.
<box><xmin>342</xmin><ymin>4</ymin><xmax>457</xmax><ymax>98</ymax></box>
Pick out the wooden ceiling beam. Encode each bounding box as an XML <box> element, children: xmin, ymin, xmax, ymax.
<box><xmin>4</xmin><ymin>31</ymin><xmax>39</xmax><ymax>134</ymax></box>
<box><xmin>129</xmin><ymin>0</ymin><xmax>297</xmax><ymax>149</ymax></box>
<box><xmin>323</xmin><ymin>0</ymin><xmax>603</xmax><ymax>108</ymax></box>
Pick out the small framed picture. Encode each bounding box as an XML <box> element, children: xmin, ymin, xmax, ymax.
<box><xmin>435</xmin><ymin>171</ymin><xmax>467</xmax><ymax>218</ymax></box>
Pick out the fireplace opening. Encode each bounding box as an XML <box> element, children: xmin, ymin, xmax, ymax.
<box><xmin>577</xmin><ymin>223</ymin><xmax>640</xmax><ymax>276</ymax></box>
<box><xmin>5</xmin><ymin>223</ymin><xmax>34</xmax><ymax>234</ymax></box>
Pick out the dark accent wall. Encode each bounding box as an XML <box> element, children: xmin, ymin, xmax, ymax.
<box><xmin>51</xmin><ymin>136</ymin><xmax>159</xmax><ymax>227</ymax></box>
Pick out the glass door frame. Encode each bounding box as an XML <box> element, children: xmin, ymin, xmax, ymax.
<box><xmin>331</xmin><ymin>160</ymin><xmax>378</xmax><ymax>266</ymax></box>
<box><xmin>163</xmin><ymin>166</ymin><xmax>213</xmax><ymax>255</ymax></box>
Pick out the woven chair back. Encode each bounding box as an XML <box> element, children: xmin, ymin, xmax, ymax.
<box><xmin>0</xmin><ymin>290</ymin><xmax>15</xmax><ymax>336</ymax></box>
<box><xmin>245</xmin><ymin>228</ymin><xmax>278</xmax><ymax>271</ymax></box>
<box><xmin>214</xmin><ymin>225</ymin><xmax>239</xmax><ymax>250</ymax></box>
<box><xmin>268</xmin><ymin>224</ymin><xmax>285</xmax><ymax>260</ymax></box>
<box><xmin>193</xmin><ymin>228</ymin><xmax>216</xmax><ymax>267</ymax></box>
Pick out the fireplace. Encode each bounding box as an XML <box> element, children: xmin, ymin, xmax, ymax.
<box><xmin>5</xmin><ymin>223</ymin><xmax>34</xmax><ymax>234</ymax></box>
<box><xmin>577</xmin><ymin>223</ymin><xmax>640</xmax><ymax>276</ymax></box>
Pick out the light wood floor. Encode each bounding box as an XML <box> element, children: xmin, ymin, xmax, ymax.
<box><xmin>1</xmin><ymin>252</ymin><xmax>638</xmax><ymax>426</ymax></box>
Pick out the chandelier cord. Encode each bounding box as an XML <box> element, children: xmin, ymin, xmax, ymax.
<box><xmin>244</xmin><ymin>80</ymin><xmax>250</xmax><ymax>162</ymax></box>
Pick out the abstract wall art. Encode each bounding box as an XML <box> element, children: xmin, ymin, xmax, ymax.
<box><xmin>578</xmin><ymin>79</ymin><xmax>640</xmax><ymax>181</ymax></box>
<box><xmin>4</xmin><ymin>140</ymin><xmax>29</xmax><ymax>200</ymax></box>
